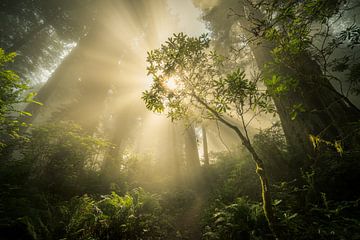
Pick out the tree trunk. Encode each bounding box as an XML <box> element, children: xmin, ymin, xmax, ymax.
<box><xmin>21</xmin><ymin>20</ymin><xmax>118</xmax><ymax>133</ymax></box>
<box><xmin>102</xmin><ymin>111</ymin><xmax>133</xmax><ymax>177</ymax></box>
<box><xmin>6</xmin><ymin>22</ymin><xmax>50</xmax><ymax>53</ymax></box>
<box><xmin>171</xmin><ymin>123</ymin><xmax>181</xmax><ymax>180</ymax></box>
<box><xmin>223</xmin><ymin>123</ymin><xmax>280</xmax><ymax>238</ymax></box>
<box><xmin>244</xmin><ymin>141</ymin><xmax>280</xmax><ymax>239</ymax></box>
<box><xmin>184</xmin><ymin>124</ymin><xmax>201</xmax><ymax>169</ymax></box>
<box><xmin>19</xmin><ymin>29</ymin><xmax>92</xmax><ymax>128</ymax></box>
<box><xmin>202</xmin><ymin>126</ymin><xmax>210</xmax><ymax>165</ymax></box>
<box><xmin>195</xmin><ymin>96</ymin><xmax>281</xmax><ymax>239</ymax></box>
<box><xmin>200</xmin><ymin>0</ymin><xmax>360</xmax><ymax>166</ymax></box>
<box><xmin>248</xmin><ymin>24</ymin><xmax>360</xmax><ymax>169</ymax></box>
<box><xmin>241</xmin><ymin>2</ymin><xmax>360</xmax><ymax>167</ymax></box>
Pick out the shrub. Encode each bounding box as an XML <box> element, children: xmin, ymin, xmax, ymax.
<box><xmin>24</xmin><ymin>121</ymin><xmax>109</xmax><ymax>197</ymax></box>
<box><xmin>202</xmin><ymin>198</ymin><xmax>269</xmax><ymax>240</ymax></box>
<box><xmin>62</xmin><ymin>188</ymin><xmax>175</xmax><ymax>239</ymax></box>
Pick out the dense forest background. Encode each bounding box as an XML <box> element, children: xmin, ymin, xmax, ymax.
<box><xmin>1</xmin><ymin>0</ymin><xmax>360</xmax><ymax>239</ymax></box>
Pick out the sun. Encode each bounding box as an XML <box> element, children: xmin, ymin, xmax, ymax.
<box><xmin>165</xmin><ymin>76</ymin><xmax>178</xmax><ymax>91</ymax></box>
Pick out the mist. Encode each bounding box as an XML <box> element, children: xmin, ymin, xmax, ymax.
<box><xmin>1</xmin><ymin>0</ymin><xmax>360</xmax><ymax>239</ymax></box>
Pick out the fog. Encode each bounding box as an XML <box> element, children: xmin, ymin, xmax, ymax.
<box><xmin>23</xmin><ymin>0</ymin><xmax>239</xmax><ymax>171</ymax></box>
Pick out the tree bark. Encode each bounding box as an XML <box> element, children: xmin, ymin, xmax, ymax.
<box><xmin>202</xmin><ymin>125</ymin><xmax>210</xmax><ymax>165</ymax></box>
<box><xmin>204</xmin><ymin>1</ymin><xmax>360</xmax><ymax>167</ymax></box>
<box><xmin>245</xmin><ymin>10</ymin><xmax>360</xmax><ymax>167</ymax></box>
<box><xmin>184</xmin><ymin>125</ymin><xmax>201</xmax><ymax>169</ymax></box>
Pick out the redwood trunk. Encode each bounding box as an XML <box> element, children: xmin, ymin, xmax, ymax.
<box><xmin>202</xmin><ymin>126</ymin><xmax>210</xmax><ymax>165</ymax></box>
<box><xmin>201</xmin><ymin>1</ymin><xmax>360</xmax><ymax>165</ymax></box>
<box><xmin>184</xmin><ymin>125</ymin><xmax>201</xmax><ymax>169</ymax></box>
<box><xmin>241</xmin><ymin>4</ymin><xmax>360</xmax><ymax>167</ymax></box>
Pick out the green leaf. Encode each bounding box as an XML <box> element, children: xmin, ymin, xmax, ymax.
<box><xmin>20</xmin><ymin>111</ymin><xmax>32</xmax><ymax>117</ymax></box>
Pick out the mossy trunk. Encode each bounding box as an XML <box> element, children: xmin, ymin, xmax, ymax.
<box><xmin>252</xmin><ymin>41</ymin><xmax>360</xmax><ymax>168</ymax></box>
<box><xmin>242</xmin><ymin>138</ymin><xmax>281</xmax><ymax>239</ymax></box>
<box><xmin>202</xmin><ymin>1</ymin><xmax>360</xmax><ymax>169</ymax></box>
<box><xmin>241</xmin><ymin>5</ymin><xmax>360</xmax><ymax>169</ymax></box>
<box><xmin>195</xmin><ymin>96</ymin><xmax>281</xmax><ymax>239</ymax></box>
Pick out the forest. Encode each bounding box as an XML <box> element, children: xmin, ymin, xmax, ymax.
<box><xmin>1</xmin><ymin>0</ymin><xmax>360</xmax><ymax>239</ymax></box>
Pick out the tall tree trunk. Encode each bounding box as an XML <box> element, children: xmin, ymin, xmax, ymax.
<box><xmin>6</xmin><ymin>22</ymin><xmax>50</xmax><ymax>53</ymax></box>
<box><xmin>243</xmin><ymin>5</ymin><xmax>360</xmax><ymax>167</ymax></box>
<box><xmin>19</xmin><ymin>39</ymin><xmax>84</xmax><ymax>129</ymax></box>
<box><xmin>155</xmin><ymin>122</ymin><xmax>183</xmax><ymax>182</ymax></box>
<box><xmin>202</xmin><ymin>126</ymin><xmax>210</xmax><ymax>165</ymax></box>
<box><xmin>199</xmin><ymin>0</ymin><xmax>360</xmax><ymax>168</ymax></box>
<box><xmin>102</xmin><ymin>111</ymin><xmax>133</xmax><ymax>178</ymax></box>
<box><xmin>171</xmin><ymin>123</ymin><xmax>181</xmax><ymax>180</ymax></box>
<box><xmin>21</xmin><ymin>20</ymin><xmax>118</xmax><ymax>133</ymax></box>
<box><xmin>184</xmin><ymin>125</ymin><xmax>201</xmax><ymax>169</ymax></box>
<box><xmin>19</xmin><ymin>26</ymin><xmax>94</xmax><ymax>127</ymax></box>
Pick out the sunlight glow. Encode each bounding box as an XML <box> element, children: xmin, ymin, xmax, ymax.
<box><xmin>165</xmin><ymin>77</ymin><xmax>178</xmax><ymax>91</ymax></box>
<box><xmin>32</xmin><ymin>0</ymin><xmax>208</xmax><ymax>160</ymax></box>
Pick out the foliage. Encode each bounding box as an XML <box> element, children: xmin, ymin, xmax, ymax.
<box><xmin>256</xmin><ymin>0</ymin><xmax>360</xmax><ymax>97</ymax></box>
<box><xmin>61</xmin><ymin>188</ymin><xmax>175</xmax><ymax>240</ymax></box>
<box><xmin>253</xmin><ymin>123</ymin><xmax>287</xmax><ymax>154</ymax></box>
<box><xmin>0</xmin><ymin>48</ymin><xmax>39</xmax><ymax>150</ymax></box>
<box><xmin>201</xmin><ymin>151</ymin><xmax>360</xmax><ymax>240</ymax></box>
<box><xmin>120</xmin><ymin>153</ymin><xmax>165</xmax><ymax>191</ymax></box>
<box><xmin>204</xmin><ymin>150</ymin><xmax>261</xmax><ymax>203</ymax></box>
<box><xmin>0</xmin><ymin>186</ymin><xmax>178</xmax><ymax>239</ymax></box>
<box><xmin>202</xmin><ymin>198</ymin><xmax>269</xmax><ymax>240</ymax></box>
<box><xmin>0</xmin><ymin>122</ymin><xmax>359</xmax><ymax>240</ymax></box>
<box><xmin>143</xmin><ymin>33</ymin><xmax>275</xmax><ymax>122</ymax></box>
<box><xmin>1</xmin><ymin>1</ymin><xmax>360</xmax><ymax>240</ymax></box>
<box><xmin>143</xmin><ymin>33</ymin><xmax>282</xmax><ymax>237</ymax></box>
<box><xmin>23</xmin><ymin>121</ymin><xmax>109</xmax><ymax>197</ymax></box>
<box><xmin>0</xmin><ymin>121</ymin><xmax>198</xmax><ymax>239</ymax></box>
<box><xmin>271</xmin><ymin>181</ymin><xmax>360</xmax><ymax>239</ymax></box>
<box><xmin>253</xmin><ymin>123</ymin><xmax>291</xmax><ymax>181</ymax></box>
<box><xmin>263</xmin><ymin>74</ymin><xmax>299</xmax><ymax>97</ymax></box>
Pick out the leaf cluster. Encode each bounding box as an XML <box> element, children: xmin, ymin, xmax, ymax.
<box><xmin>202</xmin><ymin>197</ymin><xmax>269</xmax><ymax>240</ymax></box>
<box><xmin>62</xmin><ymin>188</ymin><xmax>173</xmax><ymax>240</ymax></box>
<box><xmin>143</xmin><ymin>34</ymin><xmax>274</xmax><ymax>123</ymax></box>
<box><xmin>0</xmin><ymin>49</ymin><xmax>40</xmax><ymax>149</ymax></box>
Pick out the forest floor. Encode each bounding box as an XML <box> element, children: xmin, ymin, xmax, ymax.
<box><xmin>177</xmin><ymin>194</ymin><xmax>205</xmax><ymax>240</ymax></box>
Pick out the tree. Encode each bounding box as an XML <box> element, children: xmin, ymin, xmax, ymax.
<box><xmin>195</xmin><ymin>0</ymin><xmax>360</xmax><ymax>167</ymax></box>
<box><xmin>0</xmin><ymin>49</ymin><xmax>39</xmax><ymax>151</ymax></box>
<box><xmin>24</xmin><ymin>121</ymin><xmax>108</xmax><ymax>197</ymax></box>
<box><xmin>184</xmin><ymin>124</ymin><xmax>201</xmax><ymax>169</ymax></box>
<box><xmin>202</xmin><ymin>125</ymin><xmax>210</xmax><ymax>165</ymax></box>
<box><xmin>1</xmin><ymin>0</ymin><xmax>97</xmax><ymax>53</ymax></box>
<box><xmin>0</xmin><ymin>0</ymin><xmax>98</xmax><ymax>84</ymax></box>
<box><xmin>21</xmin><ymin>20</ymin><xmax>119</xmax><ymax>131</ymax></box>
<box><xmin>142</xmin><ymin>33</ymin><xmax>281</xmax><ymax>238</ymax></box>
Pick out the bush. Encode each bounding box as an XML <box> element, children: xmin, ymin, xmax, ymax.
<box><xmin>202</xmin><ymin>197</ymin><xmax>270</xmax><ymax>240</ymax></box>
<box><xmin>24</xmin><ymin>121</ymin><xmax>109</xmax><ymax>197</ymax></box>
<box><xmin>0</xmin><ymin>48</ymin><xmax>41</xmax><ymax>152</ymax></box>
<box><xmin>204</xmin><ymin>150</ymin><xmax>261</xmax><ymax>203</ymax></box>
<box><xmin>272</xmin><ymin>181</ymin><xmax>360</xmax><ymax>240</ymax></box>
<box><xmin>62</xmin><ymin>188</ymin><xmax>175</xmax><ymax>239</ymax></box>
